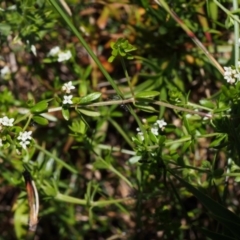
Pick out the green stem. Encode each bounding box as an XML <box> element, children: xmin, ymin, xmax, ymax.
<box><xmin>109</xmin><ymin>165</ymin><xmax>133</xmax><ymax>188</ymax></box>
<box><xmin>224</xmin><ymin>173</ymin><xmax>240</xmax><ymax>177</ymax></box>
<box><xmin>187</xmin><ymin>102</ymin><xmax>213</xmax><ymax>112</ymax></box>
<box><xmin>96</xmin><ymin>144</ymin><xmax>136</xmax><ymax>155</ymax></box>
<box><xmin>153</xmin><ymin>100</ymin><xmax>212</xmax><ymax>118</ymax></box>
<box><xmin>213</xmin><ymin>0</ymin><xmax>240</xmax><ymax>25</ymax></box>
<box><xmin>120</xmin><ymin>57</ymin><xmax>135</xmax><ymax>99</ymax></box>
<box><xmin>108</xmin><ymin>118</ymin><xmax>134</xmax><ymax>148</ymax></box>
<box><xmin>48</xmin><ymin>98</ymin><xmax>213</xmax><ymax>119</ymax></box>
<box><xmin>35</xmin><ymin>144</ymin><xmax>77</xmax><ymax>173</ymax></box>
<box><xmin>147</xmin><ymin>132</ymin><xmax>220</xmax><ymax>150</ymax></box>
<box><xmin>56</xmin><ymin>192</ymin><xmax>132</xmax><ymax>206</ymax></box>
<box><xmin>23</xmin><ymin>114</ymin><xmax>33</xmax><ymax>132</ymax></box>
<box><xmin>15</xmin><ymin>111</ymin><xmax>31</xmax><ymax>124</ymax></box>
<box><xmin>233</xmin><ymin>0</ymin><xmax>239</xmax><ymax>67</ymax></box>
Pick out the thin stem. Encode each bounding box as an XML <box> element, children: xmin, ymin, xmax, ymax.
<box><xmin>48</xmin><ymin>98</ymin><xmax>213</xmax><ymax>118</ymax></box>
<box><xmin>120</xmin><ymin>58</ymin><xmax>135</xmax><ymax>101</ymax></box>
<box><xmin>108</xmin><ymin>118</ymin><xmax>134</xmax><ymax>148</ymax></box>
<box><xmin>224</xmin><ymin>173</ymin><xmax>240</xmax><ymax>177</ymax></box>
<box><xmin>233</xmin><ymin>0</ymin><xmax>239</xmax><ymax>67</ymax></box>
<box><xmin>213</xmin><ymin>0</ymin><xmax>240</xmax><ymax>25</ymax></box>
<box><xmin>55</xmin><ymin>192</ymin><xmax>132</xmax><ymax>206</ymax></box>
<box><xmin>15</xmin><ymin>111</ymin><xmax>31</xmax><ymax>124</ymax></box>
<box><xmin>147</xmin><ymin>132</ymin><xmax>220</xmax><ymax>150</ymax></box>
<box><xmin>23</xmin><ymin>114</ymin><xmax>33</xmax><ymax>132</ymax></box>
<box><xmin>109</xmin><ymin>165</ymin><xmax>133</xmax><ymax>188</ymax></box>
<box><xmin>35</xmin><ymin>144</ymin><xmax>77</xmax><ymax>173</ymax></box>
<box><xmin>153</xmin><ymin>100</ymin><xmax>213</xmax><ymax>118</ymax></box>
<box><xmin>187</xmin><ymin>102</ymin><xmax>213</xmax><ymax>112</ymax></box>
<box><xmin>96</xmin><ymin>144</ymin><xmax>136</xmax><ymax>155</ymax></box>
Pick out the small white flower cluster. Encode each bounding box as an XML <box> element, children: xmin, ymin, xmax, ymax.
<box><xmin>151</xmin><ymin>119</ymin><xmax>167</xmax><ymax>135</ymax></box>
<box><xmin>48</xmin><ymin>46</ymin><xmax>72</xmax><ymax>62</ymax></box>
<box><xmin>0</xmin><ymin>116</ymin><xmax>32</xmax><ymax>150</ymax></box>
<box><xmin>62</xmin><ymin>81</ymin><xmax>75</xmax><ymax>94</ymax></box>
<box><xmin>224</xmin><ymin>62</ymin><xmax>240</xmax><ymax>84</ymax></box>
<box><xmin>137</xmin><ymin>119</ymin><xmax>167</xmax><ymax>141</ymax></box>
<box><xmin>0</xmin><ymin>116</ymin><xmax>14</xmax><ymax>127</ymax></box>
<box><xmin>62</xmin><ymin>81</ymin><xmax>75</xmax><ymax>104</ymax></box>
<box><xmin>17</xmin><ymin>131</ymin><xmax>32</xmax><ymax>149</ymax></box>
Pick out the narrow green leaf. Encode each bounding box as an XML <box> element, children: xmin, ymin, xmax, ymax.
<box><xmin>108</xmin><ymin>56</ymin><xmax>115</xmax><ymax>63</ymax></box>
<box><xmin>30</xmin><ymin>100</ymin><xmax>48</xmax><ymax>113</ymax></box>
<box><xmin>78</xmin><ymin>108</ymin><xmax>100</xmax><ymax>117</ymax></box>
<box><xmin>35</xmin><ymin>144</ymin><xmax>78</xmax><ymax>174</ymax></box>
<box><xmin>79</xmin><ymin>92</ymin><xmax>101</xmax><ymax>104</ymax></box>
<box><xmin>62</xmin><ymin>107</ymin><xmax>70</xmax><ymax>120</ymax></box>
<box><xmin>212</xmin><ymin>214</ymin><xmax>240</xmax><ymax>238</ymax></box>
<box><xmin>129</xmin><ymin>156</ymin><xmax>142</xmax><ymax>164</ymax></box>
<box><xmin>135</xmin><ymin>104</ymin><xmax>157</xmax><ymax>112</ymax></box>
<box><xmin>213</xmin><ymin>107</ymin><xmax>230</xmax><ymax>113</ymax></box>
<box><xmin>93</xmin><ymin>159</ymin><xmax>109</xmax><ymax>169</ymax></box>
<box><xmin>32</xmin><ymin>116</ymin><xmax>49</xmax><ymax>125</ymax></box>
<box><xmin>40</xmin><ymin>113</ymin><xmax>58</xmax><ymax>122</ymax></box>
<box><xmin>199</xmin><ymin>228</ymin><xmax>236</xmax><ymax>240</ymax></box>
<box><xmin>135</xmin><ymin>91</ymin><xmax>160</xmax><ymax>99</ymax></box>
<box><xmin>171</xmin><ymin>171</ymin><xmax>240</xmax><ymax>234</ymax></box>
<box><xmin>109</xmin><ymin>118</ymin><xmax>134</xmax><ymax>148</ymax></box>
<box><xmin>199</xmin><ymin>99</ymin><xmax>215</xmax><ymax>108</ymax></box>
<box><xmin>41</xmin><ymin>180</ymin><xmax>58</xmax><ymax>197</ymax></box>
<box><xmin>209</xmin><ymin>134</ymin><xmax>227</xmax><ymax>147</ymax></box>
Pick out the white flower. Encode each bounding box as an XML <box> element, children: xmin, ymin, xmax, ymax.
<box><xmin>48</xmin><ymin>46</ymin><xmax>60</xmax><ymax>56</ymax></box>
<box><xmin>223</xmin><ymin>66</ymin><xmax>232</xmax><ymax>76</ymax></box>
<box><xmin>7</xmin><ymin>5</ymin><xmax>16</xmax><ymax>10</ymax></box>
<box><xmin>17</xmin><ymin>131</ymin><xmax>32</xmax><ymax>149</ymax></box>
<box><xmin>48</xmin><ymin>47</ymin><xmax>72</xmax><ymax>62</ymax></box>
<box><xmin>57</xmin><ymin>50</ymin><xmax>72</xmax><ymax>62</ymax></box>
<box><xmin>0</xmin><ymin>66</ymin><xmax>10</xmax><ymax>78</ymax></box>
<box><xmin>0</xmin><ymin>116</ymin><xmax>14</xmax><ymax>126</ymax></box>
<box><xmin>19</xmin><ymin>140</ymin><xmax>31</xmax><ymax>149</ymax></box>
<box><xmin>233</xmin><ymin>71</ymin><xmax>240</xmax><ymax>81</ymax></box>
<box><xmin>63</xmin><ymin>95</ymin><xmax>73</xmax><ymax>104</ymax></box>
<box><xmin>17</xmin><ymin>131</ymin><xmax>32</xmax><ymax>141</ymax></box>
<box><xmin>62</xmin><ymin>81</ymin><xmax>75</xmax><ymax>94</ymax></box>
<box><xmin>223</xmin><ymin>66</ymin><xmax>240</xmax><ymax>84</ymax></box>
<box><xmin>225</xmin><ymin>75</ymin><xmax>236</xmax><ymax>84</ymax></box>
<box><xmin>156</xmin><ymin>119</ymin><xmax>167</xmax><ymax>130</ymax></box>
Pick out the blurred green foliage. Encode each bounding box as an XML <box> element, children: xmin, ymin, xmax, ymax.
<box><xmin>0</xmin><ymin>0</ymin><xmax>240</xmax><ymax>239</ymax></box>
